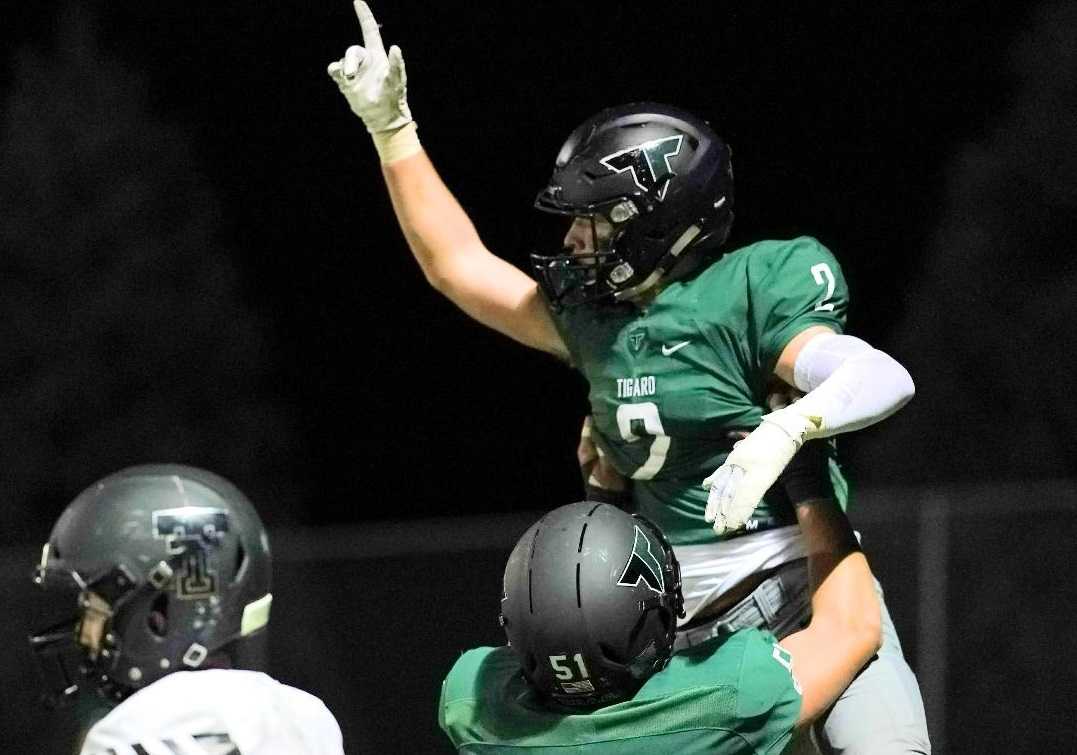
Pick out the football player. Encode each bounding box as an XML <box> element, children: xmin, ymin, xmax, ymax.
<box><xmin>29</xmin><ymin>464</ymin><xmax>344</xmax><ymax>755</ymax></box>
<box><xmin>328</xmin><ymin>2</ymin><xmax>929</xmax><ymax>751</ymax></box>
<box><xmin>440</xmin><ymin>496</ymin><xmax>880</xmax><ymax>752</ymax></box>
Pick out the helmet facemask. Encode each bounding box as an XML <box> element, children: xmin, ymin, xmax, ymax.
<box><xmin>30</xmin><ymin>556</ymin><xmax>143</xmax><ymax>707</ymax></box>
<box><xmin>531</xmin><ymin>197</ymin><xmax>643</xmax><ymax>310</ymax></box>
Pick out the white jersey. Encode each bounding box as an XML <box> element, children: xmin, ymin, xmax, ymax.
<box><xmin>80</xmin><ymin>669</ymin><xmax>343</xmax><ymax>755</ymax></box>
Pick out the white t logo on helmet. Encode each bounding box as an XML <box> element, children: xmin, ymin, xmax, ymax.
<box><xmin>599</xmin><ymin>135</ymin><xmax>684</xmax><ymax>200</ymax></box>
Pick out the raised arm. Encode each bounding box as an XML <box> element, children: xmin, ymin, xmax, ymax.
<box><xmin>779</xmin><ymin>498</ymin><xmax>881</xmax><ymax>726</ymax></box>
<box><xmin>380</xmin><ymin>154</ymin><xmax>567</xmax><ymax>357</ymax></box>
<box><xmin>327</xmin><ymin>2</ymin><xmax>567</xmax><ymax>359</ymax></box>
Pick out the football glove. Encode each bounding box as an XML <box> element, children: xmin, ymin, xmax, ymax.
<box><xmin>327</xmin><ymin>1</ymin><xmax>413</xmax><ymax>134</ymax></box>
<box><xmin>703</xmin><ymin>406</ymin><xmax>823</xmax><ymax>535</ymax></box>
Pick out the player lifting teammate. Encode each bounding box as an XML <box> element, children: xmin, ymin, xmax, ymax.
<box><xmin>327</xmin><ymin>3</ymin><xmax>930</xmax><ymax>751</ymax></box>
<box><xmin>440</xmin><ymin>495</ymin><xmax>880</xmax><ymax>752</ymax></box>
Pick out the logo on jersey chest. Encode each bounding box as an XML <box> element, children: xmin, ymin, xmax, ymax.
<box><xmin>627</xmin><ymin>327</ymin><xmax>647</xmax><ymax>353</ymax></box>
<box><xmin>617</xmin><ymin>376</ymin><xmax>656</xmax><ymax>398</ymax></box>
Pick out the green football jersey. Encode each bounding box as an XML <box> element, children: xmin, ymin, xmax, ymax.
<box><xmin>439</xmin><ymin>628</ymin><xmax>801</xmax><ymax>754</ymax></box>
<box><xmin>553</xmin><ymin>237</ymin><xmax>850</xmax><ymax>545</ymax></box>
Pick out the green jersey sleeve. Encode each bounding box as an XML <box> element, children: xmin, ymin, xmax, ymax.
<box><xmin>732</xmin><ymin>629</ymin><xmax>803</xmax><ymax>753</ymax></box>
<box><xmin>438</xmin><ymin>647</ymin><xmax>503</xmax><ymax>750</ymax></box>
<box><xmin>745</xmin><ymin>236</ymin><xmax>848</xmax><ymax>376</ymax></box>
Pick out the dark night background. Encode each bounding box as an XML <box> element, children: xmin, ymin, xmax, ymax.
<box><xmin>2</xmin><ymin>1</ymin><xmax>1076</xmax><ymax>752</ymax></box>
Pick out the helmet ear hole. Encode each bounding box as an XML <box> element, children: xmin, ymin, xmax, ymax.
<box><xmin>231</xmin><ymin>542</ymin><xmax>248</xmax><ymax>585</ymax></box>
<box><xmin>598</xmin><ymin>642</ymin><xmax>627</xmax><ymax>665</ymax></box>
<box><xmin>625</xmin><ymin>610</ymin><xmax>655</xmax><ymax>654</ymax></box>
<box><xmin>147</xmin><ymin>593</ymin><xmax>168</xmax><ymax>637</ymax></box>
<box><xmin>522</xmin><ymin>652</ymin><xmax>539</xmax><ymax>678</ymax></box>
<box><xmin>659</xmin><ymin>607</ymin><xmax>676</xmax><ymax>634</ymax></box>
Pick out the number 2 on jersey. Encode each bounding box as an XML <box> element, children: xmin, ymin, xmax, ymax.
<box><xmin>811</xmin><ymin>262</ymin><xmax>836</xmax><ymax>312</ymax></box>
<box><xmin>615</xmin><ymin>402</ymin><xmax>669</xmax><ymax>480</ymax></box>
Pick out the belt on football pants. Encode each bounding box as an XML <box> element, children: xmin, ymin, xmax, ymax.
<box><xmin>722</xmin><ymin>513</ymin><xmax>797</xmax><ymax>539</ymax></box>
<box><xmin>674</xmin><ymin>557</ymin><xmax>810</xmax><ymax>651</ymax></box>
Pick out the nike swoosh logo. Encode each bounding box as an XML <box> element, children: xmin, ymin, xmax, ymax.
<box><xmin>661</xmin><ymin>341</ymin><xmax>691</xmax><ymax>356</ymax></box>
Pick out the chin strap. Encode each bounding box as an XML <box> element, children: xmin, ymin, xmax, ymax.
<box><xmin>613</xmin><ymin>224</ymin><xmax>702</xmax><ymax>302</ymax></box>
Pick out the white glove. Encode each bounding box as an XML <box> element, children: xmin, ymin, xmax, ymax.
<box><xmin>327</xmin><ymin>1</ymin><xmax>412</xmax><ymax>134</ymax></box>
<box><xmin>703</xmin><ymin>407</ymin><xmax>822</xmax><ymax>535</ymax></box>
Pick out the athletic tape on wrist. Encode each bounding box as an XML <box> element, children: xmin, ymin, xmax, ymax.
<box><xmin>372</xmin><ymin>121</ymin><xmax>421</xmax><ymax>164</ymax></box>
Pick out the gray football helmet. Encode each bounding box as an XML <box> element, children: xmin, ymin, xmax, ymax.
<box><xmin>499</xmin><ymin>502</ymin><xmax>684</xmax><ymax>709</ymax></box>
<box><xmin>29</xmin><ymin>464</ymin><xmax>272</xmax><ymax>706</ymax></box>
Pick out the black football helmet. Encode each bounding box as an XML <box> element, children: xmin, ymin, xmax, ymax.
<box><xmin>499</xmin><ymin>502</ymin><xmax>684</xmax><ymax>709</ymax></box>
<box><xmin>29</xmin><ymin>464</ymin><xmax>272</xmax><ymax>706</ymax></box>
<box><xmin>532</xmin><ymin>102</ymin><xmax>734</xmax><ymax>310</ymax></box>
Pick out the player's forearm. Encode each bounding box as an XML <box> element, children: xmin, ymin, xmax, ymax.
<box><xmin>782</xmin><ymin>499</ymin><xmax>881</xmax><ymax>724</ymax></box>
<box><xmin>798</xmin><ymin>498</ymin><xmax>880</xmax><ymax>648</ymax></box>
<box><xmin>738</xmin><ymin>338</ymin><xmax>914</xmax><ymax>501</ymax></box>
<box><xmin>380</xmin><ymin>151</ymin><xmax>568</xmax><ymax>357</ymax></box>
<box><xmin>785</xmin><ymin>549</ymin><xmax>881</xmax><ymax>725</ymax></box>
<box><xmin>808</xmin><ymin>551</ymin><xmax>881</xmax><ymax>655</ymax></box>
<box><xmin>381</xmin><ymin>150</ymin><xmax>489</xmax><ymax>291</ymax></box>
<box><xmin>705</xmin><ymin>335</ymin><xmax>914</xmax><ymax>535</ymax></box>
<box><xmin>328</xmin><ymin>9</ymin><xmax>568</xmax><ymax>357</ymax></box>
<box><xmin>789</xmin><ymin>334</ymin><xmax>915</xmax><ymax>440</ymax></box>
<box><xmin>327</xmin><ymin>5</ymin><xmax>490</xmax><ymax>295</ymax></box>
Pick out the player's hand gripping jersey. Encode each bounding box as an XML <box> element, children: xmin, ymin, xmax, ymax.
<box><xmin>80</xmin><ymin>669</ymin><xmax>344</xmax><ymax>755</ymax></box>
<box><xmin>440</xmin><ymin>628</ymin><xmax>801</xmax><ymax>754</ymax></box>
<box><xmin>553</xmin><ymin>237</ymin><xmax>850</xmax><ymax>545</ymax></box>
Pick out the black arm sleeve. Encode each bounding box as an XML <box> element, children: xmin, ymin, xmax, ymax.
<box><xmin>778</xmin><ymin>439</ymin><xmax>835</xmax><ymax>504</ymax></box>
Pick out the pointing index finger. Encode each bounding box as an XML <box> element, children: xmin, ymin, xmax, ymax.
<box><xmin>353</xmin><ymin>1</ymin><xmax>386</xmax><ymax>58</ymax></box>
